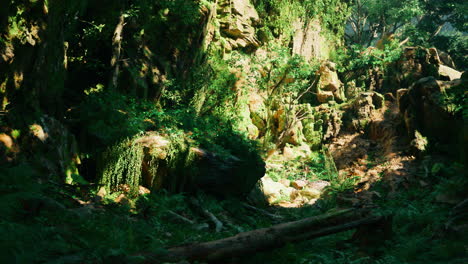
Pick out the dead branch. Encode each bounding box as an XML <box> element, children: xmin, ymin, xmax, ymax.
<box><xmin>242</xmin><ymin>202</ymin><xmax>283</xmax><ymax>220</ymax></box>
<box><xmin>189</xmin><ymin>197</ymin><xmax>223</xmax><ymax>232</ymax></box>
<box><xmin>166</xmin><ymin>210</ymin><xmax>195</xmax><ymax>225</ymax></box>
<box><xmin>137</xmin><ymin>209</ymin><xmax>381</xmax><ymax>263</ymax></box>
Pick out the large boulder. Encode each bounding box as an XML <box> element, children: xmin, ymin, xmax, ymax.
<box><xmin>100</xmin><ymin>132</ymin><xmax>265</xmax><ymax>197</ymax></box>
<box><xmin>316</xmin><ymin>61</ymin><xmax>345</xmax><ymax>103</ymax></box>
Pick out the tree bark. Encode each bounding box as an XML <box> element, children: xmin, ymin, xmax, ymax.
<box><xmin>109</xmin><ymin>13</ymin><xmax>125</xmax><ymax>90</ymax></box>
<box><xmin>137</xmin><ymin>209</ymin><xmax>382</xmax><ymax>263</ymax></box>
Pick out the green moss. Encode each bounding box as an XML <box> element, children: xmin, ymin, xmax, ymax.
<box><xmin>100</xmin><ymin>135</ymin><xmax>146</xmax><ymax>196</ymax></box>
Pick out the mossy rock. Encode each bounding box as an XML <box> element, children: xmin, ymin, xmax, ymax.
<box><xmin>99</xmin><ymin>131</ymin><xmax>265</xmax><ymax>197</ymax></box>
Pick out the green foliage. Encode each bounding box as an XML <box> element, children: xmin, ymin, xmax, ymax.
<box><xmin>437</xmin><ymin>80</ymin><xmax>468</xmax><ymax>119</ymax></box>
<box><xmin>343</xmin><ymin>41</ymin><xmax>403</xmax><ymax>72</ymax></box>
<box><xmin>254</xmin><ymin>0</ymin><xmax>306</xmax><ymax>40</ymax></box>
<box><xmin>249</xmin><ymin>42</ymin><xmax>319</xmax><ymax>147</ymax></box>
<box><xmin>335</xmin><ymin>39</ymin><xmax>404</xmax><ymax>87</ymax></box>
<box><xmin>346</xmin><ymin>0</ymin><xmax>422</xmax><ymax>46</ymax></box>
<box><xmin>100</xmin><ymin>134</ymin><xmax>146</xmax><ymax>195</ymax></box>
<box><xmin>189</xmin><ymin>53</ymin><xmax>238</xmax><ymax>116</ymax></box>
<box><xmin>254</xmin><ymin>43</ymin><xmax>317</xmax><ymax>96</ymax></box>
<box><xmin>2</xmin><ymin>0</ymin><xmax>467</xmax><ymax>263</ymax></box>
<box><xmin>431</xmin><ymin>32</ymin><xmax>468</xmax><ymax>71</ymax></box>
<box><xmin>254</xmin><ymin>0</ymin><xmax>349</xmax><ymax>44</ymax></box>
<box><xmin>75</xmin><ymin>91</ymin><xmax>159</xmax><ymax>149</ymax></box>
<box><xmin>403</xmin><ymin>26</ymin><xmax>468</xmax><ymax>71</ymax></box>
<box><xmin>416</xmin><ymin>0</ymin><xmax>467</xmax><ymax>34</ymax></box>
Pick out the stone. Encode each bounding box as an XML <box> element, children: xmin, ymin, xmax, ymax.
<box><xmin>384</xmin><ymin>92</ymin><xmax>395</xmax><ymax>102</ymax></box>
<box><xmin>248</xmin><ymin>92</ymin><xmax>266</xmax><ymax>132</ymax></box>
<box><xmin>345</xmin><ymin>91</ymin><xmax>384</xmax><ymax>132</ymax></box>
<box><xmin>397</xmin><ymin>76</ymin><xmax>466</xmax><ymax>161</ymax></box>
<box><xmin>246</xmin><ymin>124</ymin><xmax>259</xmax><ymax>140</ymax></box>
<box><xmin>371</xmin><ymin>92</ymin><xmax>385</xmax><ymax>109</ymax></box>
<box><xmin>0</xmin><ymin>133</ymin><xmax>13</xmax><ymax>149</ymax></box>
<box><xmin>29</xmin><ymin>124</ymin><xmax>47</xmax><ymax>142</ymax></box>
<box><xmin>97</xmin><ymin>187</ymin><xmax>107</xmax><ymax>198</ymax></box>
<box><xmin>438</xmin><ymin>64</ymin><xmax>462</xmax><ymax>81</ymax></box>
<box><xmin>317</xmin><ymin>90</ymin><xmax>334</xmax><ymax>103</ymax></box>
<box><xmin>278</xmin><ymin>179</ymin><xmax>291</xmax><ymax>187</ymax></box>
<box><xmin>428</xmin><ymin>48</ymin><xmax>441</xmax><ymax>64</ymax></box>
<box><xmin>316</xmin><ymin>104</ymin><xmax>342</xmax><ymax>141</ymax></box>
<box><xmin>260</xmin><ymin>176</ymin><xmax>294</xmax><ymax>204</ymax></box>
<box><xmin>283</xmin><ymin>146</ymin><xmax>296</xmax><ymax>160</ymax></box>
<box><xmin>114</xmin><ymin>131</ymin><xmax>265</xmax><ymax>198</ymax></box>
<box><xmin>297</xmin><ymin>144</ymin><xmax>312</xmax><ymax>157</ymax></box>
<box><xmin>307</xmin><ymin>180</ymin><xmax>330</xmax><ymax>192</ymax></box>
<box><xmin>138</xmin><ymin>186</ymin><xmax>151</xmax><ymax>195</ymax></box>
<box><xmin>316</xmin><ymin>61</ymin><xmax>345</xmax><ymax>103</ymax></box>
<box><xmin>291</xmin><ymin>180</ymin><xmax>308</xmax><ymax>190</ymax></box>
<box><xmin>286</xmin><ymin>121</ymin><xmax>306</xmax><ymax>146</ymax></box>
<box><xmin>115</xmin><ymin>194</ymin><xmax>130</xmax><ymax>206</ymax></box>
<box><xmin>299</xmin><ymin>187</ymin><xmax>321</xmax><ymax>200</ymax></box>
<box><xmin>306</xmin><ymin>199</ymin><xmax>318</xmax><ymax>205</ymax></box>
<box><xmin>25</xmin><ymin>116</ymin><xmax>80</xmax><ymax>184</ymax></box>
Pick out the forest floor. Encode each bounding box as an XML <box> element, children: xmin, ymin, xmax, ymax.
<box><xmin>1</xmin><ymin>100</ymin><xmax>466</xmax><ymax>264</ymax></box>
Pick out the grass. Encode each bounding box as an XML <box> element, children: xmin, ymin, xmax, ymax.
<box><xmin>1</xmin><ymin>151</ymin><xmax>466</xmax><ymax>264</ymax></box>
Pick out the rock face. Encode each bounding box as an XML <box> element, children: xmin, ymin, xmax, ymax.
<box><xmin>217</xmin><ymin>0</ymin><xmax>261</xmax><ymax>51</ymax></box>
<box><xmin>292</xmin><ymin>20</ymin><xmax>328</xmax><ymax>61</ymax></box>
<box><xmin>398</xmin><ymin>76</ymin><xmax>466</xmax><ymax>161</ymax></box>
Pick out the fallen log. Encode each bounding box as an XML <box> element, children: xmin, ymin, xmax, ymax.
<box><xmin>137</xmin><ymin>209</ymin><xmax>383</xmax><ymax>263</ymax></box>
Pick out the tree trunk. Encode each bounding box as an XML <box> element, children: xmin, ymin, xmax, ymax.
<box><xmin>109</xmin><ymin>13</ymin><xmax>125</xmax><ymax>90</ymax></box>
<box><xmin>137</xmin><ymin>209</ymin><xmax>383</xmax><ymax>263</ymax></box>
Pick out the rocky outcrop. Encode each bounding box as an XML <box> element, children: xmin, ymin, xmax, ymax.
<box><xmin>385</xmin><ymin>47</ymin><xmax>462</xmax><ymax>91</ymax></box>
<box><xmin>316</xmin><ymin>61</ymin><xmax>345</xmax><ymax>103</ymax></box>
<box><xmin>217</xmin><ymin>0</ymin><xmax>261</xmax><ymax>52</ymax></box>
<box><xmin>397</xmin><ymin>76</ymin><xmax>466</xmax><ymax>161</ymax></box>
<box><xmin>316</xmin><ymin>104</ymin><xmax>342</xmax><ymax>141</ymax></box>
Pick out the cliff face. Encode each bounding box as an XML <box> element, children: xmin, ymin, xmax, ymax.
<box><xmin>0</xmin><ymin>0</ymin><xmax>350</xmax><ymax>195</ymax></box>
